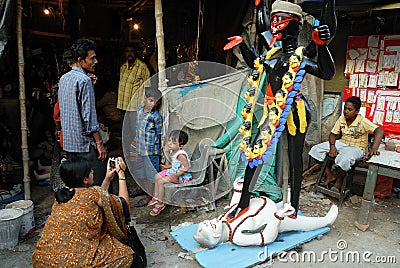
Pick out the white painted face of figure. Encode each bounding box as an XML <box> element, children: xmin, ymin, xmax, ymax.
<box><xmin>194</xmin><ymin>219</ymin><xmax>223</xmax><ymax>248</ymax></box>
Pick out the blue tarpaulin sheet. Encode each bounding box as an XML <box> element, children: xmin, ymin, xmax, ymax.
<box><xmin>171</xmin><ymin>223</ymin><xmax>330</xmax><ymax>268</ymax></box>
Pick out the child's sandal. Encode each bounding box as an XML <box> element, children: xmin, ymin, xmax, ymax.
<box><xmin>147</xmin><ymin>197</ymin><xmax>158</xmax><ymax>207</ymax></box>
<box><xmin>150</xmin><ymin>203</ymin><xmax>166</xmax><ymax>216</ymax></box>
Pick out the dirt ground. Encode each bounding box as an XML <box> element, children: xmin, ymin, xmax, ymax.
<box><xmin>1</xmin><ymin>170</ymin><xmax>400</xmax><ymax>268</ymax></box>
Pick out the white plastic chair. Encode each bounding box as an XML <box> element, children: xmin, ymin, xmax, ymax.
<box><xmin>163</xmin><ymin>138</ymin><xmax>215</xmax><ymax>209</ymax></box>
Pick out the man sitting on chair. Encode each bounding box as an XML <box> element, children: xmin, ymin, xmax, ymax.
<box><xmin>309</xmin><ymin>96</ymin><xmax>384</xmax><ymax>192</ymax></box>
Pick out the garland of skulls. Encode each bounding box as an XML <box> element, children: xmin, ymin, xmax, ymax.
<box><xmin>238</xmin><ymin>46</ymin><xmax>308</xmax><ymax>168</ymax></box>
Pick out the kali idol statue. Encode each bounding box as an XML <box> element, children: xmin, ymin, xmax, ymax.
<box><xmin>194</xmin><ymin>0</ymin><xmax>338</xmax><ymax>249</ymax></box>
<box><xmin>224</xmin><ymin>0</ymin><xmax>337</xmax><ymax>220</ymax></box>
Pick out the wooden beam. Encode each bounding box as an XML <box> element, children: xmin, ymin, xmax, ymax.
<box><xmin>28</xmin><ymin>0</ymin><xmax>154</xmax><ymax>9</ymax></box>
<box><xmin>29</xmin><ymin>0</ymin><xmax>65</xmax><ymax>4</ymax></box>
<box><xmin>29</xmin><ymin>30</ymin><xmax>124</xmax><ymax>43</ymax></box>
<box><xmin>30</xmin><ymin>30</ymin><xmax>70</xmax><ymax>38</ymax></box>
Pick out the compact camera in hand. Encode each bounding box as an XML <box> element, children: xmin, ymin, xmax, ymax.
<box><xmin>109</xmin><ymin>157</ymin><xmax>116</xmax><ymax>168</ymax></box>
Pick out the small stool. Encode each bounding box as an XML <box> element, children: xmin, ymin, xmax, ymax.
<box><xmin>314</xmin><ymin>153</ymin><xmax>353</xmax><ymax>205</ymax></box>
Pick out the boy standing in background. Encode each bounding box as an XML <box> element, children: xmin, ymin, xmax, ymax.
<box><xmin>133</xmin><ymin>87</ymin><xmax>163</xmax><ymax>207</ymax></box>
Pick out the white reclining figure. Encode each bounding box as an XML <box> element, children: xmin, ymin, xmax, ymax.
<box><xmin>194</xmin><ymin>178</ymin><xmax>338</xmax><ymax>248</ymax></box>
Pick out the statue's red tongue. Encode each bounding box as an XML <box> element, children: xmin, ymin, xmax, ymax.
<box><xmin>269</xmin><ymin>35</ymin><xmax>278</xmax><ymax>48</ymax></box>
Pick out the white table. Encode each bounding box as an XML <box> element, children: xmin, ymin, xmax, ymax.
<box><xmin>355</xmin><ymin>147</ymin><xmax>400</xmax><ymax>231</ymax></box>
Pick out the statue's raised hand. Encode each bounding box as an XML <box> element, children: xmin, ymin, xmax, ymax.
<box><xmin>223</xmin><ymin>36</ymin><xmax>243</xmax><ymax>51</ymax></box>
<box><xmin>312</xmin><ymin>25</ymin><xmax>331</xmax><ymax>45</ymax></box>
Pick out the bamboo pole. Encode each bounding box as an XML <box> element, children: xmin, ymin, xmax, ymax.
<box><xmin>154</xmin><ymin>0</ymin><xmax>168</xmax><ymax>142</ymax></box>
<box><xmin>155</xmin><ymin>0</ymin><xmax>167</xmax><ymax>89</ymax></box>
<box><xmin>17</xmin><ymin>0</ymin><xmax>31</xmax><ymax>199</ymax></box>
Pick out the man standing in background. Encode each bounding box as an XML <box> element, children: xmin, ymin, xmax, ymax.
<box><xmin>59</xmin><ymin>39</ymin><xmax>107</xmax><ymax>186</ymax></box>
<box><xmin>117</xmin><ymin>44</ymin><xmax>151</xmax><ymax>197</ymax></box>
<box><xmin>117</xmin><ymin>44</ymin><xmax>150</xmax><ymax>137</ymax></box>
